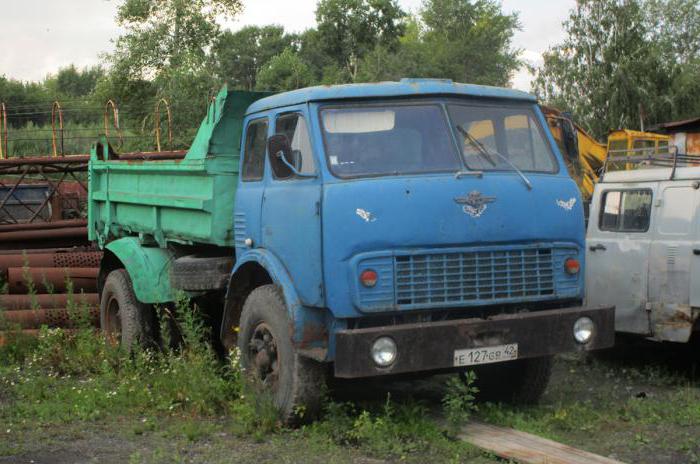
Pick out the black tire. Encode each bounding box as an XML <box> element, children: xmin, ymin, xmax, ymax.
<box><xmin>238</xmin><ymin>284</ymin><xmax>325</xmax><ymax>425</ymax></box>
<box><xmin>466</xmin><ymin>356</ymin><xmax>553</xmax><ymax>404</ymax></box>
<box><xmin>100</xmin><ymin>269</ymin><xmax>157</xmax><ymax>349</ymax></box>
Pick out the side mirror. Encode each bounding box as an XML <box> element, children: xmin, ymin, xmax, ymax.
<box><xmin>560</xmin><ymin>113</ymin><xmax>580</xmax><ymax>163</ymax></box>
<box><xmin>267</xmin><ymin>134</ymin><xmax>315</xmax><ymax>178</ymax></box>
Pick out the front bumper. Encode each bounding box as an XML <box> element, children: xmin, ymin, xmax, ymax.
<box><xmin>334</xmin><ymin>305</ymin><xmax>614</xmax><ymax>378</ymax></box>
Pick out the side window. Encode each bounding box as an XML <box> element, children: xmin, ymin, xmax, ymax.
<box><xmin>599</xmin><ymin>189</ymin><xmax>652</xmax><ymax>232</ymax></box>
<box><xmin>242</xmin><ymin>119</ymin><xmax>268</xmax><ymax>182</ymax></box>
<box><xmin>271</xmin><ymin>113</ymin><xmax>316</xmax><ymax>179</ymax></box>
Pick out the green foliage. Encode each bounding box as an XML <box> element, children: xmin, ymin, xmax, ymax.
<box><xmin>419</xmin><ymin>0</ymin><xmax>522</xmax><ymax>85</ymax></box>
<box><xmin>305</xmin><ymin>397</ymin><xmax>479</xmax><ymax>461</ymax></box>
<box><xmin>314</xmin><ymin>0</ymin><xmax>406</xmax><ymax>81</ymax></box>
<box><xmin>256</xmin><ymin>49</ymin><xmax>315</xmax><ymax>92</ymax></box>
<box><xmin>533</xmin><ymin>0</ymin><xmax>700</xmax><ymax>139</ymax></box>
<box><xmin>213</xmin><ymin>26</ymin><xmax>295</xmax><ymax>90</ymax></box>
<box><xmin>442</xmin><ymin>372</ymin><xmax>479</xmax><ymax>429</ymax></box>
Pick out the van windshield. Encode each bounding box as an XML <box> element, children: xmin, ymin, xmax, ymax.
<box><xmin>320</xmin><ymin>104</ymin><xmax>461</xmax><ymax>178</ymax></box>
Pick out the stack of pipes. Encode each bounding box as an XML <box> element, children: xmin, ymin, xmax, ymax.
<box><xmin>0</xmin><ymin>248</ymin><xmax>102</xmax><ymax>344</ymax></box>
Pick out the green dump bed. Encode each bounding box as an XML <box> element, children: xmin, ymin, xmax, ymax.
<box><xmin>88</xmin><ymin>89</ymin><xmax>268</xmax><ymax>249</ymax></box>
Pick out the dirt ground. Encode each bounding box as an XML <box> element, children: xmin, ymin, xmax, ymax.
<box><xmin>1</xmin><ymin>337</ymin><xmax>698</xmax><ymax>464</ymax></box>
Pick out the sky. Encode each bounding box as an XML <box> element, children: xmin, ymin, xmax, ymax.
<box><xmin>0</xmin><ymin>0</ymin><xmax>575</xmax><ymax>91</ymax></box>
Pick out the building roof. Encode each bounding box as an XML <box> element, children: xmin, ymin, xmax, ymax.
<box><xmin>602</xmin><ymin>166</ymin><xmax>700</xmax><ymax>183</ymax></box>
<box><xmin>649</xmin><ymin>117</ymin><xmax>700</xmax><ymax>133</ymax></box>
<box><xmin>246</xmin><ymin>79</ymin><xmax>537</xmax><ymax>114</ymax></box>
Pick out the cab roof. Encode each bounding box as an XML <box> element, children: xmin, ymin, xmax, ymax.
<box><xmin>246</xmin><ymin>79</ymin><xmax>537</xmax><ymax>114</ymax></box>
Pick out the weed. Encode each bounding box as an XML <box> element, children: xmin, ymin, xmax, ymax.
<box><xmin>442</xmin><ymin>371</ymin><xmax>479</xmax><ymax>429</ymax></box>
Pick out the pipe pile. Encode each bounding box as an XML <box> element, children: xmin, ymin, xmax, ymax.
<box><xmin>0</xmin><ymin>249</ymin><xmax>102</xmax><ymax>344</ymax></box>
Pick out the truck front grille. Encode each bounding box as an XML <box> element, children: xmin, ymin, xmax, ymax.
<box><xmin>394</xmin><ymin>248</ymin><xmax>555</xmax><ymax>308</ymax></box>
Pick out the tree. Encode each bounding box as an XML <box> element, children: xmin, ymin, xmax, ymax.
<box><xmin>419</xmin><ymin>0</ymin><xmax>521</xmax><ymax>86</ymax></box>
<box><xmin>99</xmin><ymin>0</ymin><xmax>242</xmax><ymax>132</ymax></box>
<box><xmin>213</xmin><ymin>26</ymin><xmax>295</xmax><ymax>90</ymax></box>
<box><xmin>256</xmin><ymin>49</ymin><xmax>314</xmax><ymax>92</ymax></box>
<box><xmin>533</xmin><ymin>0</ymin><xmax>700</xmax><ymax>139</ymax></box>
<box><xmin>113</xmin><ymin>0</ymin><xmax>242</xmax><ymax>78</ymax></box>
<box><xmin>314</xmin><ymin>0</ymin><xmax>407</xmax><ymax>81</ymax></box>
<box><xmin>46</xmin><ymin>65</ymin><xmax>105</xmax><ymax>98</ymax></box>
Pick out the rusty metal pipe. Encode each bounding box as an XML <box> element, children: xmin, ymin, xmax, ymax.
<box><xmin>7</xmin><ymin>267</ymin><xmax>98</xmax><ymax>293</ymax></box>
<box><xmin>0</xmin><ymin>251</ymin><xmax>102</xmax><ymax>271</ymax></box>
<box><xmin>0</xmin><ymin>102</ymin><xmax>6</xmax><ymax>159</ymax></box>
<box><xmin>0</xmin><ymin>151</ymin><xmax>185</xmax><ymax>168</ymax></box>
<box><xmin>0</xmin><ymin>219</ymin><xmax>87</xmax><ymax>233</ymax></box>
<box><xmin>1</xmin><ymin>307</ymin><xmax>98</xmax><ymax>329</ymax></box>
<box><xmin>0</xmin><ymin>329</ymin><xmax>40</xmax><ymax>345</ymax></box>
<box><xmin>0</xmin><ymin>293</ymin><xmax>99</xmax><ymax>310</ymax></box>
<box><xmin>51</xmin><ymin>101</ymin><xmax>65</xmax><ymax>157</ymax></box>
<box><xmin>0</xmin><ymin>329</ymin><xmax>86</xmax><ymax>346</ymax></box>
<box><xmin>0</xmin><ymin>227</ymin><xmax>87</xmax><ymax>242</ymax></box>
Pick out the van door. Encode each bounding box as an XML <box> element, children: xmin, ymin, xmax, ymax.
<box><xmin>586</xmin><ymin>187</ymin><xmax>654</xmax><ymax>335</ymax></box>
<box><xmin>648</xmin><ymin>183</ymin><xmax>697</xmax><ymax>342</ymax></box>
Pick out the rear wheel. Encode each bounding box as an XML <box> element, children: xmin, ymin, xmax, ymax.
<box><xmin>100</xmin><ymin>269</ymin><xmax>157</xmax><ymax>349</ymax></box>
<box><xmin>238</xmin><ymin>284</ymin><xmax>325</xmax><ymax>425</ymax></box>
<box><xmin>466</xmin><ymin>356</ymin><xmax>553</xmax><ymax>404</ymax></box>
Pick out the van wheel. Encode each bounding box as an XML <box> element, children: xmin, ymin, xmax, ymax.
<box><xmin>100</xmin><ymin>269</ymin><xmax>156</xmax><ymax>349</ymax></box>
<box><xmin>466</xmin><ymin>356</ymin><xmax>553</xmax><ymax>404</ymax></box>
<box><xmin>238</xmin><ymin>284</ymin><xmax>325</xmax><ymax>425</ymax></box>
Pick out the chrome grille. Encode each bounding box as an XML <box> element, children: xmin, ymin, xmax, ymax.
<box><xmin>394</xmin><ymin>248</ymin><xmax>555</xmax><ymax>308</ymax></box>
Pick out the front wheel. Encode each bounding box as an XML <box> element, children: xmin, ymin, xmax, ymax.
<box><xmin>238</xmin><ymin>284</ymin><xmax>325</xmax><ymax>425</ymax></box>
<box><xmin>465</xmin><ymin>356</ymin><xmax>553</xmax><ymax>404</ymax></box>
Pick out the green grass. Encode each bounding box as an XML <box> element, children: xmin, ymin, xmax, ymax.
<box><xmin>0</xmin><ymin>300</ymin><xmax>484</xmax><ymax>463</ymax></box>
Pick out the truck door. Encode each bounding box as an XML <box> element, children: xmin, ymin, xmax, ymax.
<box><xmin>235</xmin><ymin>117</ymin><xmax>269</xmax><ymax>252</ymax></box>
<box><xmin>261</xmin><ymin>109</ymin><xmax>324</xmax><ymax>306</ymax></box>
<box><xmin>648</xmin><ymin>183</ymin><xmax>697</xmax><ymax>342</ymax></box>
<box><xmin>586</xmin><ymin>188</ymin><xmax>654</xmax><ymax>335</ymax></box>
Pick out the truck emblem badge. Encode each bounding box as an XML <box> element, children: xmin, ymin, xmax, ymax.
<box><xmin>356</xmin><ymin>208</ymin><xmax>376</xmax><ymax>223</ymax></box>
<box><xmin>455</xmin><ymin>191</ymin><xmax>496</xmax><ymax>218</ymax></box>
<box><xmin>556</xmin><ymin>198</ymin><xmax>577</xmax><ymax>211</ymax></box>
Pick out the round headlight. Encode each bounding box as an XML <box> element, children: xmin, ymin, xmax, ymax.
<box><xmin>371</xmin><ymin>336</ymin><xmax>397</xmax><ymax>367</ymax></box>
<box><xmin>573</xmin><ymin>317</ymin><xmax>595</xmax><ymax>344</ymax></box>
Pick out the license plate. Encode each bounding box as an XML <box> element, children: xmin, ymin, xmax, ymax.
<box><xmin>453</xmin><ymin>344</ymin><xmax>519</xmax><ymax>367</ymax></box>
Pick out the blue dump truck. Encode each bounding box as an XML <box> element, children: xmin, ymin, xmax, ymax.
<box><xmin>88</xmin><ymin>79</ymin><xmax>615</xmax><ymax>423</ymax></box>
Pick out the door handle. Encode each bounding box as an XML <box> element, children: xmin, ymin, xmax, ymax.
<box><xmin>589</xmin><ymin>244</ymin><xmax>607</xmax><ymax>252</ymax></box>
<box><xmin>693</xmin><ymin>249</ymin><xmax>700</xmax><ymax>256</ymax></box>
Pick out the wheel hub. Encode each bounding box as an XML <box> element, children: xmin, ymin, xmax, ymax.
<box><xmin>249</xmin><ymin>323</ymin><xmax>279</xmax><ymax>387</ymax></box>
<box><xmin>104</xmin><ymin>296</ymin><xmax>122</xmax><ymax>344</ymax></box>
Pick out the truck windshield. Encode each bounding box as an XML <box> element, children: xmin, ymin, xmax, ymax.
<box><xmin>447</xmin><ymin>104</ymin><xmax>558</xmax><ymax>173</ymax></box>
<box><xmin>320</xmin><ymin>104</ymin><xmax>460</xmax><ymax>178</ymax></box>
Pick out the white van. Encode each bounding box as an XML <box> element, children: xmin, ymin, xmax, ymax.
<box><xmin>586</xmin><ymin>166</ymin><xmax>700</xmax><ymax>343</ymax></box>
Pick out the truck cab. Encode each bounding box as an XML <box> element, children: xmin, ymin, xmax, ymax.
<box><xmin>586</xmin><ymin>165</ymin><xmax>700</xmax><ymax>343</ymax></box>
<box><xmin>89</xmin><ymin>80</ymin><xmax>614</xmax><ymax>423</ymax></box>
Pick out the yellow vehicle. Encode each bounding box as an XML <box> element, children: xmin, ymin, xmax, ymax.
<box><xmin>607</xmin><ymin>129</ymin><xmax>670</xmax><ymax>156</ymax></box>
<box><xmin>542</xmin><ymin>107</ymin><xmax>671</xmax><ymax>202</ymax></box>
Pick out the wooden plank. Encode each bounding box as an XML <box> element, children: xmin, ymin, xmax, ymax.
<box><xmin>458</xmin><ymin>422</ymin><xmax>626</xmax><ymax>464</ymax></box>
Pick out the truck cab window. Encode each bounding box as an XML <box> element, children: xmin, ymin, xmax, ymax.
<box><xmin>272</xmin><ymin>114</ymin><xmax>315</xmax><ymax>179</ymax></box>
<box><xmin>600</xmin><ymin>190</ymin><xmax>652</xmax><ymax>232</ymax></box>
<box><xmin>242</xmin><ymin>119</ymin><xmax>268</xmax><ymax>181</ymax></box>
<box><xmin>448</xmin><ymin>104</ymin><xmax>557</xmax><ymax>173</ymax></box>
<box><xmin>321</xmin><ymin>105</ymin><xmax>460</xmax><ymax>178</ymax></box>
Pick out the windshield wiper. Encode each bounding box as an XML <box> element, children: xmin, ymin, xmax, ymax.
<box><xmin>456</xmin><ymin>125</ymin><xmax>533</xmax><ymax>191</ymax></box>
<box><xmin>455</xmin><ymin>125</ymin><xmax>497</xmax><ymax>167</ymax></box>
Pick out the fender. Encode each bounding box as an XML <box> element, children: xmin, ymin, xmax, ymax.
<box><xmin>223</xmin><ymin>248</ymin><xmax>329</xmax><ymax>361</ymax></box>
<box><xmin>105</xmin><ymin>237</ymin><xmax>175</xmax><ymax>304</ymax></box>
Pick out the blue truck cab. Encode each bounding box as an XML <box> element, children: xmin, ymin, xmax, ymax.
<box><xmin>90</xmin><ymin>79</ymin><xmax>614</xmax><ymax>423</ymax></box>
